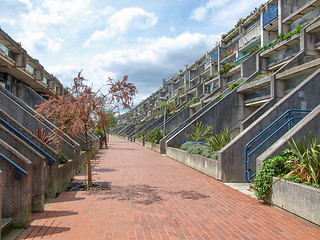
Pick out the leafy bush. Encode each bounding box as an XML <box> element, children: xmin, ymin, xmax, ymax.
<box><xmin>146</xmin><ymin>129</ymin><xmax>165</xmax><ymax>144</ymax></box>
<box><xmin>254</xmin><ymin>132</ymin><xmax>320</xmax><ymax>202</ymax></box>
<box><xmin>58</xmin><ymin>152</ymin><xmax>69</xmax><ymax>165</ymax></box>
<box><xmin>186</xmin><ymin>122</ymin><xmax>213</xmax><ymax>143</ymax></box>
<box><xmin>230</xmin><ymin>82</ymin><xmax>240</xmax><ymax>91</ymax></box>
<box><xmin>95</xmin><ymin>127</ymin><xmax>105</xmax><ymax>138</ymax></box>
<box><xmin>219</xmin><ymin>62</ymin><xmax>236</xmax><ymax>75</ymax></box>
<box><xmin>206</xmin><ymin>129</ymin><xmax>233</xmax><ymax>152</ymax></box>
<box><xmin>254</xmin><ymin>150</ymin><xmax>292</xmax><ymax>201</ymax></box>
<box><xmin>137</xmin><ymin>131</ymin><xmax>148</xmax><ymax>140</ymax></box>
<box><xmin>262</xmin><ymin>25</ymin><xmax>304</xmax><ymax>51</ymax></box>
<box><xmin>180</xmin><ymin>142</ymin><xmax>218</xmax><ymax>160</ymax></box>
<box><xmin>180</xmin><ymin>98</ymin><xmax>200</xmax><ymax>111</ymax></box>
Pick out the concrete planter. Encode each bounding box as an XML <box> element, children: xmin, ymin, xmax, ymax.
<box><xmin>145</xmin><ymin>141</ymin><xmax>160</xmax><ymax>153</ymax></box>
<box><xmin>57</xmin><ymin>160</ymin><xmax>74</xmax><ymax>193</ymax></box>
<box><xmin>167</xmin><ymin>147</ymin><xmax>218</xmax><ymax>179</ymax></box>
<box><xmin>135</xmin><ymin>139</ymin><xmax>144</xmax><ymax>146</ymax></box>
<box><xmin>272</xmin><ymin>177</ymin><xmax>320</xmax><ymax>225</ymax></box>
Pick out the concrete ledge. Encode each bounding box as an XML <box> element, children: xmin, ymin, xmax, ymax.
<box><xmin>166</xmin><ymin>147</ymin><xmax>218</xmax><ymax>179</ymax></box>
<box><xmin>135</xmin><ymin>139</ymin><xmax>144</xmax><ymax>146</ymax></box>
<box><xmin>145</xmin><ymin>141</ymin><xmax>160</xmax><ymax>153</ymax></box>
<box><xmin>57</xmin><ymin>160</ymin><xmax>73</xmax><ymax>193</ymax></box>
<box><xmin>272</xmin><ymin>177</ymin><xmax>320</xmax><ymax>225</ymax></box>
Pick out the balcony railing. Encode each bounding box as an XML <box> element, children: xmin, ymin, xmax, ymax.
<box><xmin>263</xmin><ymin>2</ymin><xmax>278</xmax><ymax>27</ymax></box>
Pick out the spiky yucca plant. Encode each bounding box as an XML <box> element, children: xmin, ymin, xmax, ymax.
<box><xmin>206</xmin><ymin>128</ymin><xmax>232</xmax><ymax>152</ymax></box>
<box><xmin>286</xmin><ymin>132</ymin><xmax>320</xmax><ymax>184</ymax></box>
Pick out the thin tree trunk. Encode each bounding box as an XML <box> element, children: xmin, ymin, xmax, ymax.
<box><xmin>103</xmin><ymin>126</ymin><xmax>107</xmax><ymax>148</ymax></box>
<box><xmin>85</xmin><ymin>125</ymin><xmax>92</xmax><ymax>189</ymax></box>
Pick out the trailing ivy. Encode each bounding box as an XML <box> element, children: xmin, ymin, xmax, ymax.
<box><xmin>254</xmin><ymin>150</ymin><xmax>292</xmax><ymax>201</ymax></box>
<box><xmin>219</xmin><ymin>62</ymin><xmax>236</xmax><ymax>75</ymax></box>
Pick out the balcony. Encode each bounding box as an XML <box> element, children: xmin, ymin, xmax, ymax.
<box><xmin>283</xmin><ymin>0</ymin><xmax>320</xmax><ymax>25</ymax></box>
<box><xmin>263</xmin><ymin>2</ymin><xmax>278</xmax><ymax>28</ymax></box>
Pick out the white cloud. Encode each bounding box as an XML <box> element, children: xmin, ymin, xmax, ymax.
<box><xmin>84</xmin><ymin>7</ymin><xmax>158</xmax><ymax>46</ymax></box>
<box><xmin>17</xmin><ymin>31</ymin><xmax>63</xmax><ymax>55</ymax></box>
<box><xmin>190</xmin><ymin>6</ymin><xmax>208</xmax><ymax>22</ymax></box>
<box><xmin>190</xmin><ymin>0</ymin><xmax>265</xmax><ymax>24</ymax></box>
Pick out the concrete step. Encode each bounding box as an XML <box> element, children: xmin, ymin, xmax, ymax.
<box><xmin>1</xmin><ymin>218</ymin><xmax>12</xmax><ymax>232</ymax></box>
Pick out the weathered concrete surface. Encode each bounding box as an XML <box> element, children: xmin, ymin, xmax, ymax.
<box><xmin>0</xmin><ymin>139</ymin><xmax>32</xmax><ymax>228</ymax></box>
<box><xmin>144</xmin><ymin>141</ymin><xmax>160</xmax><ymax>153</ymax></box>
<box><xmin>257</xmin><ymin>105</ymin><xmax>320</xmax><ymax>172</ymax></box>
<box><xmin>57</xmin><ymin>160</ymin><xmax>74</xmax><ymax>193</ymax></box>
<box><xmin>167</xmin><ymin>147</ymin><xmax>219</xmax><ymax>179</ymax></box>
<box><xmin>272</xmin><ymin>177</ymin><xmax>320</xmax><ymax>226</ymax></box>
<box><xmin>219</xmin><ymin>68</ymin><xmax>320</xmax><ymax>182</ymax></box>
<box><xmin>0</xmin><ymin>86</ymin><xmax>80</xmax><ymax>162</ymax></box>
<box><xmin>0</xmin><ymin>125</ymin><xmax>45</xmax><ymax>212</ymax></box>
<box><xmin>0</xmin><ymin>109</ymin><xmax>58</xmax><ymax>198</ymax></box>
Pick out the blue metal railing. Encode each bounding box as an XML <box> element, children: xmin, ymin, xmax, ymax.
<box><xmin>263</xmin><ymin>2</ymin><xmax>278</xmax><ymax>27</ymax></box>
<box><xmin>0</xmin><ymin>152</ymin><xmax>28</xmax><ymax>179</ymax></box>
<box><xmin>0</xmin><ymin>118</ymin><xmax>56</xmax><ymax>165</ymax></box>
<box><xmin>245</xmin><ymin>109</ymin><xmax>311</xmax><ymax>182</ymax></box>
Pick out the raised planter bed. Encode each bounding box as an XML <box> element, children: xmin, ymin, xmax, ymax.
<box><xmin>145</xmin><ymin>141</ymin><xmax>160</xmax><ymax>153</ymax></box>
<box><xmin>167</xmin><ymin>147</ymin><xmax>218</xmax><ymax>179</ymax></box>
<box><xmin>272</xmin><ymin>177</ymin><xmax>320</xmax><ymax>225</ymax></box>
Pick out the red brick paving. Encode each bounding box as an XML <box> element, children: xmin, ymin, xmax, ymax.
<box><xmin>18</xmin><ymin>136</ymin><xmax>320</xmax><ymax>239</ymax></box>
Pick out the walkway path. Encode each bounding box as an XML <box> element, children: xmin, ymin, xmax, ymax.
<box><xmin>18</xmin><ymin>136</ymin><xmax>320</xmax><ymax>239</ymax></box>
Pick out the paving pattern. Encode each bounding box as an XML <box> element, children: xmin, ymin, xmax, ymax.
<box><xmin>18</xmin><ymin>136</ymin><xmax>320</xmax><ymax>239</ymax></box>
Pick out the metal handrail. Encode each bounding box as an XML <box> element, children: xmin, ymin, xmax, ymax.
<box><xmin>0</xmin><ymin>117</ymin><xmax>56</xmax><ymax>165</ymax></box>
<box><xmin>245</xmin><ymin>109</ymin><xmax>311</xmax><ymax>182</ymax></box>
<box><xmin>0</xmin><ymin>152</ymin><xmax>28</xmax><ymax>179</ymax></box>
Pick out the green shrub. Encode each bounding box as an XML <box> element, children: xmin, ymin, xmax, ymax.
<box><xmin>186</xmin><ymin>122</ymin><xmax>213</xmax><ymax>143</ymax></box>
<box><xmin>230</xmin><ymin>82</ymin><xmax>240</xmax><ymax>91</ymax></box>
<box><xmin>58</xmin><ymin>152</ymin><xmax>69</xmax><ymax>165</ymax></box>
<box><xmin>219</xmin><ymin>62</ymin><xmax>236</xmax><ymax>75</ymax></box>
<box><xmin>95</xmin><ymin>128</ymin><xmax>105</xmax><ymax>138</ymax></box>
<box><xmin>146</xmin><ymin>129</ymin><xmax>165</xmax><ymax>144</ymax></box>
<box><xmin>206</xmin><ymin>129</ymin><xmax>233</xmax><ymax>152</ymax></box>
<box><xmin>180</xmin><ymin>142</ymin><xmax>218</xmax><ymax>160</ymax></box>
<box><xmin>254</xmin><ymin>150</ymin><xmax>292</xmax><ymax>201</ymax></box>
<box><xmin>137</xmin><ymin>131</ymin><xmax>148</xmax><ymax>140</ymax></box>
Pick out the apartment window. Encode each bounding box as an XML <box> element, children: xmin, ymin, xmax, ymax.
<box><xmin>184</xmin><ymin>72</ymin><xmax>189</xmax><ymax>81</ymax></box>
<box><xmin>43</xmin><ymin>77</ymin><xmax>48</xmax><ymax>85</ymax></box>
<box><xmin>26</xmin><ymin>64</ymin><xmax>35</xmax><ymax>75</ymax></box>
<box><xmin>0</xmin><ymin>42</ymin><xmax>9</xmax><ymax>56</ymax></box>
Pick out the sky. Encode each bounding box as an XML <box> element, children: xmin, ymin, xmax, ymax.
<box><xmin>0</xmin><ymin>0</ymin><xmax>266</xmax><ymax>107</ymax></box>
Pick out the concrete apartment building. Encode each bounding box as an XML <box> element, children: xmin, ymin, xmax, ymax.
<box><xmin>116</xmin><ymin>0</ymin><xmax>320</xmax><ymax>183</ymax></box>
<box><xmin>0</xmin><ymin>27</ymin><xmax>100</xmax><ymax>231</ymax></box>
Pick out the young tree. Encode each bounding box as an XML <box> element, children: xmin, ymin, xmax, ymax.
<box><xmin>36</xmin><ymin>71</ymin><xmax>137</xmax><ymax>188</ymax></box>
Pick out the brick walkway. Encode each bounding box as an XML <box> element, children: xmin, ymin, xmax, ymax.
<box><xmin>18</xmin><ymin>136</ymin><xmax>320</xmax><ymax>240</ymax></box>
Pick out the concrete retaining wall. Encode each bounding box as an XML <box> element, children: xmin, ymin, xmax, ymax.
<box><xmin>0</xmin><ymin>125</ymin><xmax>45</xmax><ymax>212</ymax></box>
<box><xmin>0</xmin><ymin>109</ymin><xmax>58</xmax><ymax>198</ymax></box>
<box><xmin>57</xmin><ymin>160</ymin><xmax>74</xmax><ymax>193</ymax></box>
<box><xmin>135</xmin><ymin>139</ymin><xmax>144</xmax><ymax>146</ymax></box>
<box><xmin>0</xmin><ymin>139</ymin><xmax>32</xmax><ymax>228</ymax></box>
<box><xmin>145</xmin><ymin>141</ymin><xmax>160</xmax><ymax>153</ymax></box>
<box><xmin>272</xmin><ymin>177</ymin><xmax>320</xmax><ymax>225</ymax></box>
<box><xmin>167</xmin><ymin>147</ymin><xmax>219</xmax><ymax>179</ymax></box>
